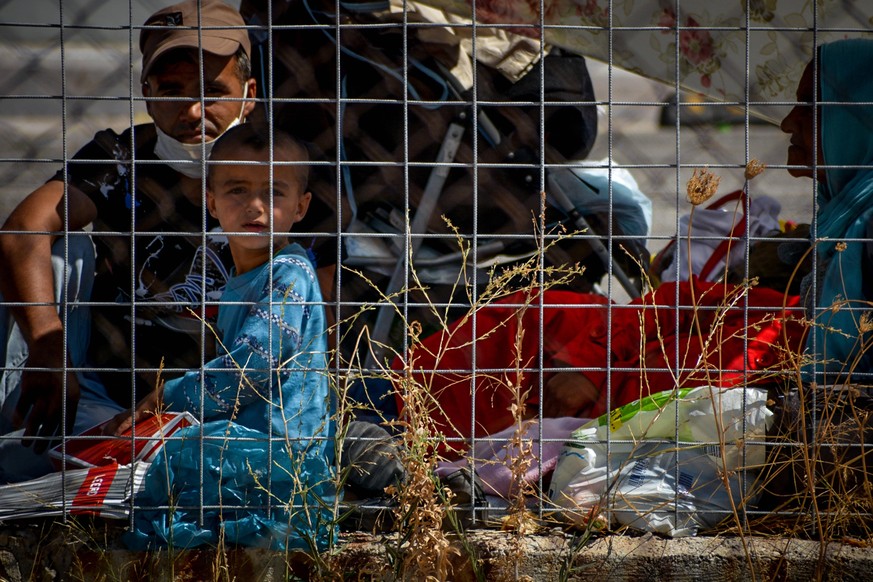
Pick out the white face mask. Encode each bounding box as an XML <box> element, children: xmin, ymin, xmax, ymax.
<box><xmin>153</xmin><ymin>90</ymin><xmax>249</xmax><ymax>179</ymax></box>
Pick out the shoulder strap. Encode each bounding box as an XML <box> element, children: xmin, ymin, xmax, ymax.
<box><xmin>90</xmin><ymin>125</ymin><xmax>157</xmax><ymax>163</ymax></box>
<box><xmin>698</xmin><ymin>189</ymin><xmax>748</xmax><ymax>281</ymax></box>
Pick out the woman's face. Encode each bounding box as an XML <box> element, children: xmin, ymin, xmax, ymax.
<box><xmin>780</xmin><ymin>61</ymin><xmax>826</xmax><ymax>182</ymax></box>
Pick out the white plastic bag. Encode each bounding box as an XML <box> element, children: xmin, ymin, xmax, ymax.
<box><xmin>547</xmin><ymin>386</ymin><xmax>773</xmax><ymax>537</ymax></box>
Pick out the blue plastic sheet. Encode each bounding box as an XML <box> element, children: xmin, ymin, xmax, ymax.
<box><xmin>125</xmin><ymin>421</ymin><xmax>337</xmax><ymax>551</ymax></box>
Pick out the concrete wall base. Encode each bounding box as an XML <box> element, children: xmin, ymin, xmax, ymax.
<box><xmin>0</xmin><ymin>521</ymin><xmax>870</xmax><ymax>581</ymax></box>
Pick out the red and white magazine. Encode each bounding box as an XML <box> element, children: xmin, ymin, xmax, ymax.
<box><xmin>0</xmin><ymin>462</ymin><xmax>149</xmax><ymax>519</ymax></box>
<box><xmin>49</xmin><ymin>412</ymin><xmax>197</xmax><ymax>470</ymax></box>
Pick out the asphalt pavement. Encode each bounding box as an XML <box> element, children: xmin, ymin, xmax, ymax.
<box><xmin>0</xmin><ymin>48</ymin><xmax>813</xmax><ymax>273</ymax></box>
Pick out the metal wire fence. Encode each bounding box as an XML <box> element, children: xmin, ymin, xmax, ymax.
<box><xmin>0</xmin><ymin>0</ymin><xmax>872</xmax><ymax>551</ymax></box>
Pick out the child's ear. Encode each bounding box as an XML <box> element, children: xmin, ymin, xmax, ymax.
<box><xmin>294</xmin><ymin>191</ymin><xmax>313</xmax><ymax>223</ymax></box>
<box><xmin>206</xmin><ymin>189</ymin><xmax>218</xmax><ymax>219</ymax></box>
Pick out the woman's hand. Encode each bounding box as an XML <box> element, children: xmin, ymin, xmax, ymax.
<box><xmin>542</xmin><ymin>371</ymin><xmax>599</xmax><ymax>418</ymax></box>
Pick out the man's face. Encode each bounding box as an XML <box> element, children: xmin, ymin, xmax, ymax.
<box><xmin>780</xmin><ymin>62</ymin><xmax>825</xmax><ymax>181</ymax></box>
<box><xmin>206</xmin><ymin>147</ymin><xmax>312</xmax><ymax>274</ymax></box>
<box><xmin>143</xmin><ymin>51</ymin><xmax>255</xmax><ymax>144</ymax></box>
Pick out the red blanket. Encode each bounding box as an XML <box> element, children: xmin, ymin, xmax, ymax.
<box><xmin>393</xmin><ymin>280</ymin><xmax>805</xmax><ymax>456</ymax></box>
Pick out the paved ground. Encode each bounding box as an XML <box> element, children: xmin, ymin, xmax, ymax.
<box><xmin>0</xmin><ymin>39</ymin><xmax>814</xmax><ymax>311</ymax></box>
<box><xmin>585</xmin><ymin>60</ymin><xmax>812</xmax><ymax>249</ymax></box>
<box><xmin>0</xmin><ymin>46</ymin><xmax>811</xmax><ymax>237</ymax></box>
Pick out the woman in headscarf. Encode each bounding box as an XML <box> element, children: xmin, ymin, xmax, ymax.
<box><xmin>781</xmin><ymin>38</ymin><xmax>873</xmax><ymax>383</ymax></box>
<box><xmin>759</xmin><ymin>41</ymin><xmax>873</xmax><ymax>516</ymax></box>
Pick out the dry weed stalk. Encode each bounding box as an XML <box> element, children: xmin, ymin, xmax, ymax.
<box><xmin>332</xmin><ymin>213</ymin><xmax>588</xmax><ymax>577</ymax></box>
<box><xmin>387</xmin><ymin>320</ymin><xmax>458</xmax><ymax>582</ymax></box>
<box><xmin>752</xmin><ymin>294</ymin><xmax>873</xmax><ymax>545</ymax></box>
<box><xmin>754</xmin><ymin>382</ymin><xmax>873</xmax><ymax>544</ymax></box>
<box><xmin>499</xmin><ymin>430</ymin><xmax>540</xmax><ymax>577</ymax></box>
<box><xmin>680</xmin><ymin>164</ymin><xmax>772</xmax><ymax>577</ymax></box>
<box><xmin>675</xmin><ymin>183</ymin><xmax>873</xmax><ymax>559</ymax></box>
<box><xmin>557</xmin><ymin>197</ymin><xmax>821</xmax><ymax>576</ymax></box>
<box><xmin>337</xmin><ymin>183</ymin><xmax>856</xmax><ymax>575</ymax></box>
<box><xmin>498</xmin><ymin>288</ymin><xmax>542</xmax><ymax>579</ymax></box>
<box><xmin>757</xmin><ymin>242</ymin><xmax>873</xmax><ymax>547</ymax></box>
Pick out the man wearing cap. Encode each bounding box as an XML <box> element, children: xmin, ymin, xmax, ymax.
<box><xmin>0</xmin><ymin>0</ymin><xmax>255</xmax><ymax>481</ymax></box>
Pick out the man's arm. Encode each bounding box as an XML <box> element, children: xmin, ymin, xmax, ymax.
<box><xmin>0</xmin><ymin>180</ymin><xmax>97</xmax><ymax>450</ymax></box>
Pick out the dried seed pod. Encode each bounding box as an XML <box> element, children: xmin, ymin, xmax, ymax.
<box><xmin>687</xmin><ymin>167</ymin><xmax>721</xmax><ymax>205</ymax></box>
<box><xmin>745</xmin><ymin>159</ymin><xmax>766</xmax><ymax>180</ymax></box>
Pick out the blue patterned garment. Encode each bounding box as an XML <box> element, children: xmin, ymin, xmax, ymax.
<box><xmin>806</xmin><ymin>39</ymin><xmax>873</xmax><ymax>382</ymax></box>
<box><xmin>129</xmin><ymin>243</ymin><xmax>336</xmax><ymax>551</ymax></box>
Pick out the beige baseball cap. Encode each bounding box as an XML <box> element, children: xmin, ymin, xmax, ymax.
<box><xmin>139</xmin><ymin>0</ymin><xmax>251</xmax><ymax>83</ymax></box>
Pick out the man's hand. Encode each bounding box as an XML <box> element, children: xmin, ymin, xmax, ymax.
<box><xmin>12</xmin><ymin>332</ymin><xmax>80</xmax><ymax>453</ymax></box>
<box><xmin>103</xmin><ymin>387</ymin><xmax>164</xmax><ymax>437</ymax></box>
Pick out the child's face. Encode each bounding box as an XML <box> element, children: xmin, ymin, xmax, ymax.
<box><xmin>207</xmin><ymin>146</ymin><xmax>311</xmax><ymax>273</ymax></box>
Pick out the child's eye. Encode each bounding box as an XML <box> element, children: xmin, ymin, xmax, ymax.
<box><xmin>273</xmin><ymin>189</ymin><xmax>287</xmax><ymax>198</ymax></box>
<box><xmin>228</xmin><ymin>187</ymin><xmax>247</xmax><ymax>195</ymax></box>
